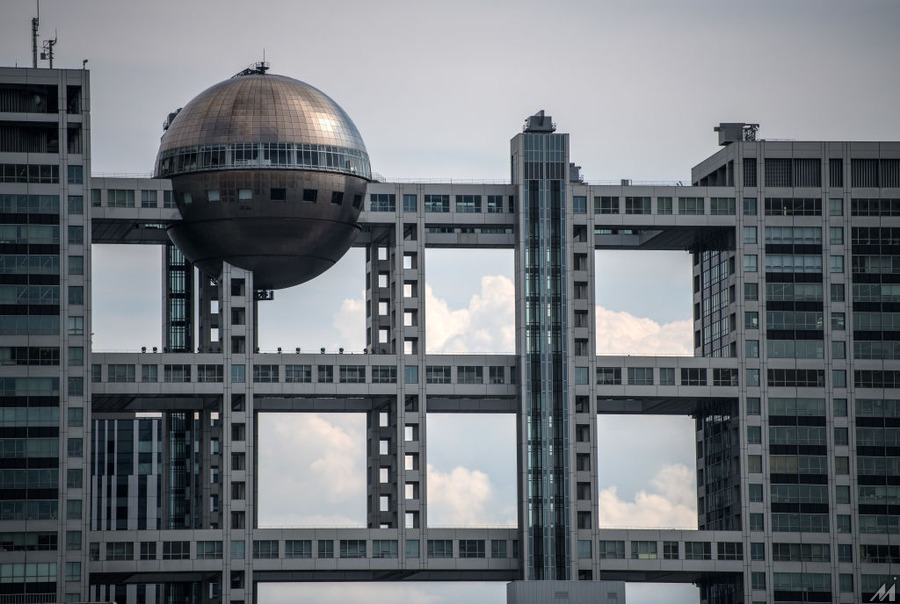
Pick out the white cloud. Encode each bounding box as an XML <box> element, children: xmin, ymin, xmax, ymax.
<box><xmin>257</xmin><ymin>414</ymin><xmax>366</xmax><ymax>527</ymax></box>
<box><xmin>427</xmin><ymin>464</ymin><xmax>514</xmax><ymax>527</ymax></box>
<box><xmin>332</xmin><ymin>274</ymin><xmax>693</xmax><ymax>356</ymax></box>
<box><xmin>599</xmin><ymin>464</ymin><xmax>697</xmax><ymax>529</ymax></box>
<box><xmin>595</xmin><ymin>305</ymin><xmax>693</xmax><ymax>355</ymax></box>
<box><xmin>425</xmin><ymin>275</ymin><xmax>515</xmax><ymax>353</ymax></box>
<box><xmin>332</xmin><ymin>293</ymin><xmax>366</xmax><ymax>351</ymax></box>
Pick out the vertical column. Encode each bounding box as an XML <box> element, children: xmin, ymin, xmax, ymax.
<box><xmin>512</xmin><ymin>121</ymin><xmax>573</xmax><ymax>581</ymax></box>
<box><xmin>219</xmin><ymin>264</ymin><xmax>254</xmax><ymax>604</ymax></box>
<box><xmin>398</xmin><ymin>189</ymin><xmax>427</xmax><ymax>562</ymax></box>
<box><xmin>570</xmin><ymin>189</ymin><xmax>600</xmax><ymax>580</ymax></box>
<box><xmin>197</xmin><ymin>272</ymin><xmax>221</xmax><ymax>353</ymax></box>
<box><xmin>162</xmin><ymin>241</ymin><xmax>194</xmax><ymax>353</ymax></box>
<box><xmin>60</xmin><ymin>69</ymin><xmax>91</xmax><ymax>603</ymax></box>
<box><xmin>365</xmin><ymin>223</ymin><xmax>398</xmax><ymax>529</ymax></box>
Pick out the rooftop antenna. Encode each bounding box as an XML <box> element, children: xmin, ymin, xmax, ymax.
<box><xmin>41</xmin><ymin>31</ymin><xmax>57</xmax><ymax>68</ymax></box>
<box><xmin>31</xmin><ymin>0</ymin><xmax>39</xmax><ymax>68</ymax></box>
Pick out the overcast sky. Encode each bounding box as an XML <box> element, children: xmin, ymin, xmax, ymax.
<box><xmin>4</xmin><ymin>1</ymin><xmax>899</xmax><ymax>603</ymax></box>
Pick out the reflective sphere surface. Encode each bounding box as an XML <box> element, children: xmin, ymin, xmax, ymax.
<box><xmin>156</xmin><ymin>71</ymin><xmax>370</xmax><ymax>289</ymax></box>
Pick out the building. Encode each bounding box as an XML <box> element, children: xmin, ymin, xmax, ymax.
<box><xmin>1</xmin><ymin>64</ymin><xmax>899</xmax><ymax>604</ymax></box>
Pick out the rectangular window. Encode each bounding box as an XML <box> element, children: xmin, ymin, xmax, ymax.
<box><xmin>339</xmin><ymin>365</ymin><xmax>366</xmax><ymax>383</ymax></box>
<box><xmin>631</xmin><ymin>541</ymin><xmax>658</xmax><ymax>559</ymax></box>
<box><xmin>371</xmin><ymin>365</ymin><xmax>396</xmax><ymax>383</ymax></box>
<box><xmin>424</xmin><ymin>195</ymin><xmax>449</xmax><ymax>213</ymax></box>
<box><xmin>339</xmin><ymin>540</ymin><xmax>366</xmax><ymax>558</ymax></box>
<box><xmin>684</xmin><ymin>542</ymin><xmax>711</xmax><ymax>560</ymax></box>
<box><xmin>253</xmin><ymin>364</ymin><xmax>279</xmax><ymax>383</ymax></box>
<box><xmin>743</xmin><ymin>159</ymin><xmax>757</xmax><ymax>187</ymax></box>
<box><xmin>426</xmin><ymin>365</ymin><xmax>452</xmax><ymax>384</ymax></box>
<box><xmin>162</xmin><ymin>541</ymin><xmax>190</xmax><ymax>560</ymax></box>
<box><xmin>369</xmin><ymin>193</ymin><xmax>396</xmax><ymax>212</ymax></box>
<box><xmin>743</xmin><ymin>197</ymin><xmax>757</xmax><ymax>215</ymax></box>
<box><xmin>457</xmin><ymin>366</ymin><xmax>483</xmax><ymax>384</ymax></box>
<box><xmin>372</xmin><ymin>540</ymin><xmax>398</xmax><ymax>559</ymax></box>
<box><xmin>107</xmin><ymin>189</ymin><xmax>135</xmax><ymax>208</ymax></box>
<box><xmin>659</xmin><ymin>367</ymin><xmax>675</xmax><ymax>385</ymax></box>
<box><xmin>253</xmin><ymin>540</ymin><xmax>279</xmax><ymax>559</ymax></box>
<box><xmin>596</xmin><ymin>367</ymin><xmax>622</xmax><ymax>385</ymax></box>
<box><xmin>627</xmin><ymin>367</ymin><xmax>653</xmax><ymax>386</ymax></box>
<box><xmin>657</xmin><ymin>197</ymin><xmax>673</xmax><ymax>215</ymax></box>
<box><xmin>164</xmin><ymin>364</ymin><xmax>191</xmax><ymax>382</ymax></box>
<box><xmin>403</xmin><ymin>194</ymin><xmax>417</xmax><ymax>213</ymax></box>
<box><xmin>709</xmin><ymin>197</ymin><xmax>735</xmax><ymax>215</ymax></box>
<box><xmin>284</xmin><ymin>364</ymin><xmax>312</xmax><ymax>382</ymax></box>
<box><xmin>427</xmin><ymin>540</ymin><xmax>453</xmax><ymax>558</ymax></box>
<box><xmin>284</xmin><ymin>540</ymin><xmax>312</xmax><ymax>559</ymax></box>
<box><xmin>572</xmin><ymin>195</ymin><xmax>587</xmax><ymax>214</ymax></box>
<box><xmin>594</xmin><ymin>196</ymin><xmax>619</xmax><ymax>214</ymax></box>
<box><xmin>140</xmin><ymin>190</ymin><xmax>158</xmax><ymax>208</ymax></box>
<box><xmin>678</xmin><ymin>197</ymin><xmax>704</xmax><ymax>215</ymax></box>
<box><xmin>458</xmin><ymin>540</ymin><xmax>485</xmax><ymax>558</ymax></box>
<box><xmin>624</xmin><ymin>196</ymin><xmax>650</xmax><ymax>215</ymax></box>
<box><xmin>455</xmin><ymin>195</ymin><xmax>481</xmax><ymax>213</ymax></box>
<box><xmin>598</xmin><ymin>540</ymin><xmax>625</xmax><ymax>559</ymax></box>
<box><xmin>68</xmin><ymin>225</ymin><xmax>83</xmax><ymax>245</ymax></box>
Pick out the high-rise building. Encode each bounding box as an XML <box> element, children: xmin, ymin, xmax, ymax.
<box><xmin>2</xmin><ymin>64</ymin><xmax>899</xmax><ymax>604</ymax></box>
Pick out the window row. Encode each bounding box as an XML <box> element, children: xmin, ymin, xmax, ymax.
<box><xmin>370</xmin><ymin>194</ymin><xmax>511</xmax><ymax>214</ymax></box>
<box><xmin>597</xmin><ymin>540</ymin><xmax>739</xmax><ymax>561</ymax></box>
<box><xmin>96</xmin><ymin>539</ymin><xmax>519</xmax><ymax>561</ymax></box>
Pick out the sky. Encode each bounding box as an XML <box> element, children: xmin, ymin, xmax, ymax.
<box><xmin>3</xmin><ymin>1</ymin><xmax>900</xmax><ymax>603</ymax></box>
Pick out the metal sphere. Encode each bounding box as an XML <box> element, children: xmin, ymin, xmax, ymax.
<box><xmin>155</xmin><ymin>68</ymin><xmax>371</xmax><ymax>289</ymax></box>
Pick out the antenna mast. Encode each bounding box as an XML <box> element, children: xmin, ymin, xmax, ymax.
<box><xmin>41</xmin><ymin>32</ymin><xmax>57</xmax><ymax>68</ymax></box>
<box><xmin>31</xmin><ymin>0</ymin><xmax>39</xmax><ymax>68</ymax></box>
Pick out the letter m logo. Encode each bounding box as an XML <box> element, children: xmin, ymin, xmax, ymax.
<box><xmin>872</xmin><ymin>583</ymin><xmax>897</xmax><ymax>602</ymax></box>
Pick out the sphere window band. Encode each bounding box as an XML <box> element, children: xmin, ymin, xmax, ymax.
<box><xmin>156</xmin><ymin>142</ymin><xmax>371</xmax><ymax>180</ymax></box>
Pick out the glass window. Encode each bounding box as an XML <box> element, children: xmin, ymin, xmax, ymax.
<box><xmin>141</xmin><ymin>190</ymin><xmax>158</xmax><ymax>207</ymax></box>
<box><xmin>829</xmin><ymin>198</ymin><xmax>843</xmax><ymax>216</ymax></box>
<box><xmin>402</xmin><ymin>194</ymin><xmax>417</xmax><ymax>213</ymax></box>
<box><xmin>746</xmin><ymin>397</ymin><xmax>760</xmax><ymax>414</ymax></box>
<box><xmin>743</xmin><ymin>226</ymin><xmax>757</xmax><ymax>243</ymax></box>
<box><xmin>67</xmin><ymin>166</ymin><xmax>83</xmax><ymax>184</ymax></box>
<box><xmin>830</xmin><ymin>255</ymin><xmax>844</xmax><ymax>273</ymax></box>
<box><xmin>743</xmin><ymin>197</ymin><xmax>757</xmax><ymax>215</ymax></box>
<box><xmin>67</xmin><ymin>196</ymin><xmax>83</xmax><ymax>214</ymax></box>
<box><xmin>68</xmin><ymin>226</ymin><xmax>83</xmax><ymax>245</ymax></box>
<box><xmin>746</xmin><ymin>340</ymin><xmax>759</xmax><ymax>358</ymax></box>
<box><xmin>744</xmin><ymin>282</ymin><xmax>758</xmax><ymax>301</ymax></box>
<box><xmin>830</xmin><ymin>226</ymin><xmax>843</xmax><ymax>244</ymax></box>
<box><xmin>830</xmin><ymin>283</ymin><xmax>844</xmax><ymax>302</ymax></box>
<box><xmin>743</xmin><ymin>255</ymin><xmax>758</xmax><ymax>272</ymax></box>
<box><xmin>831</xmin><ymin>312</ymin><xmax>845</xmax><ymax>330</ymax></box>
<box><xmin>745</xmin><ymin>312</ymin><xmax>759</xmax><ymax>329</ymax></box>
<box><xmin>659</xmin><ymin>367</ymin><xmax>675</xmax><ymax>385</ymax></box>
<box><xmin>746</xmin><ymin>369</ymin><xmax>760</xmax><ymax>386</ymax></box>
<box><xmin>657</xmin><ymin>197</ymin><xmax>673</xmax><ymax>215</ymax></box>
<box><xmin>572</xmin><ymin>196</ymin><xmax>586</xmax><ymax>214</ymax></box>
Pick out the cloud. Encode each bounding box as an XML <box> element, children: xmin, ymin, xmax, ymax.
<box><xmin>425</xmin><ymin>275</ymin><xmax>515</xmax><ymax>353</ymax></box>
<box><xmin>595</xmin><ymin>306</ymin><xmax>693</xmax><ymax>355</ymax></box>
<box><xmin>332</xmin><ymin>293</ymin><xmax>366</xmax><ymax>351</ymax></box>
<box><xmin>330</xmin><ymin>274</ymin><xmax>693</xmax><ymax>356</ymax></box>
<box><xmin>598</xmin><ymin>464</ymin><xmax>697</xmax><ymax>529</ymax></box>
<box><xmin>426</xmin><ymin>464</ymin><xmax>514</xmax><ymax>527</ymax></box>
<box><xmin>257</xmin><ymin>414</ymin><xmax>366</xmax><ymax>527</ymax></box>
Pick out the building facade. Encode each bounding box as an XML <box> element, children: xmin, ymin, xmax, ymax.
<box><xmin>1</xmin><ymin>66</ymin><xmax>899</xmax><ymax>604</ymax></box>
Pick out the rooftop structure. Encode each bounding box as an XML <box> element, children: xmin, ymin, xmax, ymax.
<box><xmin>157</xmin><ymin>66</ymin><xmax>371</xmax><ymax>289</ymax></box>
